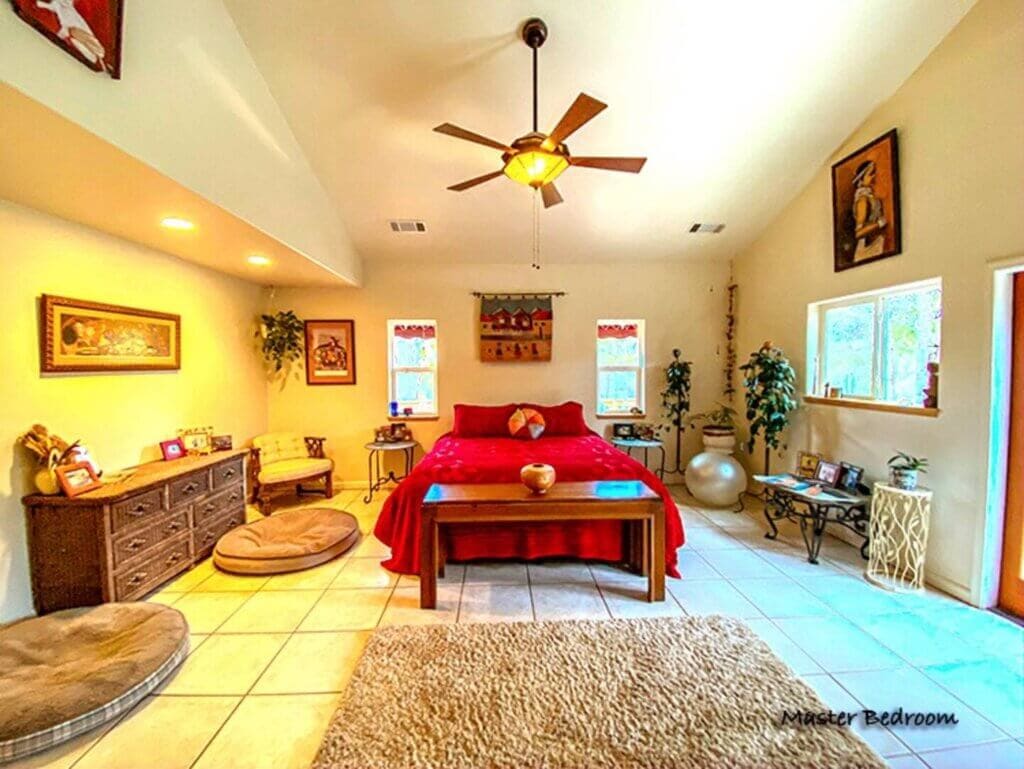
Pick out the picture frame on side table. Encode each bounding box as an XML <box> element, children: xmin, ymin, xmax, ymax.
<box><xmin>55</xmin><ymin>461</ymin><xmax>102</xmax><ymax>497</ymax></box>
<box><xmin>797</xmin><ymin>451</ymin><xmax>822</xmax><ymax>478</ymax></box>
<box><xmin>612</xmin><ymin>423</ymin><xmax>635</xmax><ymax>439</ymax></box>
<box><xmin>837</xmin><ymin>462</ymin><xmax>865</xmax><ymax>493</ymax></box>
<box><xmin>211</xmin><ymin>435</ymin><xmax>233</xmax><ymax>451</ymax></box>
<box><xmin>814</xmin><ymin>459</ymin><xmax>842</xmax><ymax>487</ymax></box>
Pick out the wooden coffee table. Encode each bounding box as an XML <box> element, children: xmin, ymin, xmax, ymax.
<box><xmin>419</xmin><ymin>480</ymin><xmax>665</xmax><ymax>608</ymax></box>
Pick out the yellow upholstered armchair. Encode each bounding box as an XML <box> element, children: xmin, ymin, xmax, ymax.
<box><xmin>249</xmin><ymin>432</ymin><xmax>334</xmax><ymax>514</ymax></box>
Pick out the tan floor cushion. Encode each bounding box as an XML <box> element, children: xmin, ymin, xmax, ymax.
<box><xmin>213</xmin><ymin>507</ymin><xmax>360</xmax><ymax>575</ymax></box>
<box><xmin>0</xmin><ymin>602</ymin><xmax>188</xmax><ymax>763</ymax></box>
<box><xmin>258</xmin><ymin>457</ymin><xmax>333</xmax><ymax>485</ymax></box>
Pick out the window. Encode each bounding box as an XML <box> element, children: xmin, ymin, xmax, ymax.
<box><xmin>810</xmin><ymin>279</ymin><xmax>941</xmax><ymax>405</ymax></box>
<box><xmin>596</xmin><ymin>320</ymin><xmax>645</xmax><ymax>416</ymax></box>
<box><xmin>387</xmin><ymin>320</ymin><xmax>437</xmax><ymax>416</ymax></box>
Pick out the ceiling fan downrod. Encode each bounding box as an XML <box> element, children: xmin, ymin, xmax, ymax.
<box><xmin>522</xmin><ymin>18</ymin><xmax>547</xmax><ymax>134</ymax></box>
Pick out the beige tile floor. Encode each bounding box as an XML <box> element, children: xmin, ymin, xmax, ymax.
<box><xmin>13</xmin><ymin>486</ymin><xmax>1024</xmax><ymax>769</ymax></box>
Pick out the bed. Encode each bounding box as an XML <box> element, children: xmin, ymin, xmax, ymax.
<box><xmin>374</xmin><ymin>402</ymin><xmax>685</xmax><ymax>577</ymax></box>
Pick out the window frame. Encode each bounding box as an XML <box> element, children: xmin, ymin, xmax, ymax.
<box><xmin>595</xmin><ymin>319</ymin><xmax>646</xmax><ymax>417</ymax></box>
<box><xmin>810</xmin><ymin>278</ymin><xmax>941</xmax><ymax>404</ymax></box>
<box><xmin>386</xmin><ymin>319</ymin><xmax>438</xmax><ymax>418</ymax></box>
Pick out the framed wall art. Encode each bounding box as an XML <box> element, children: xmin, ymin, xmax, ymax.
<box><xmin>40</xmin><ymin>295</ymin><xmax>180</xmax><ymax>373</ymax></box>
<box><xmin>11</xmin><ymin>0</ymin><xmax>125</xmax><ymax>79</ymax></box>
<box><xmin>479</xmin><ymin>295</ymin><xmax>553</xmax><ymax>362</ymax></box>
<box><xmin>305</xmin><ymin>320</ymin><xmax>356</xmax><ymax>385</ymax></box>
<box><xmin>831</xmin><ymin>128</ymin><xmax>902</xmax><ymax>272</ymax></box>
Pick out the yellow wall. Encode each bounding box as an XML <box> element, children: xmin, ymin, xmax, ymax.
<box><xmin>732</xmin><ymin>0</ymin><xmax>1024</xmax><ymax>604</ymax></box>
<box><xmin>0</xmin><ymin>201</ymin><xmax>268</xmax><ymax>621</ymax></box>
<box><xmin>268</xmin><ymin>259</ymin><xmax>732</xmax><ymax>483</ymax></box>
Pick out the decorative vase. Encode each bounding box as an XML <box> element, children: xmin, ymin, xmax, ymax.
<box><xmin>890</xmin><ymin>468</ymin><xmax>919</xmax><ymax>491</ymax></box>
<box><xmin>520</xmin><ymin>463</ymin><xmax>556</xmax><ymax>494</ymax></box>
<box><xmin>34</xmin><ymin>466</ymin><xmax>59</xmax><ymax>495</ymax></box>
<box><xmin>684</xmin><ymin>427</ymin><xmax>747</xmax><ymax>508</ymax></box>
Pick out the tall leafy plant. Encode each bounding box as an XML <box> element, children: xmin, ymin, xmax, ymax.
<box><xmin>660</xmin><ymin>349</ymin><xmax>692</xmax><ymax>474</ymax></box>
<box><xmin>739</xmin><ymin>341</ymin><xmax>797</xmax><ymax>474</ymax></box>
<box><xmin>258</xmin><ymin>310</ymin><xmax>304</xmax><ymax>375</ymax></box>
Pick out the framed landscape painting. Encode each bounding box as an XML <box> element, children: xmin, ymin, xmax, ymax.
<box><xmin>40</xmin><ymin>295</ymin><xmax>181</xmax><ymax>373</ymax></box>
<box><xmin>305</xmin><ymin>320</ymin><xmax>356</xmax><ymax>385</ymax></box>
<box><xmin>831</xmin><ymin>129</ymin><xmax>902</xmax><ymax>272</ymax></box>
<box><xmin>11</xmin><ymin>0</ymin><xmax>125</xmax><ymax>79</ymax></box>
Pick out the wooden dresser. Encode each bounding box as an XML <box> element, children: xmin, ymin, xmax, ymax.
<box><xmin>23</xmin><ymin>450</ymin><xmax>248</xmax><ymax>614</ymax></box>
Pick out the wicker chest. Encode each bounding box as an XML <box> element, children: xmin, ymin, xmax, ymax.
<box><xmin>23</xmin><ymin>450</ymin><xmax>248</xmax><ymax>614</ymax></box>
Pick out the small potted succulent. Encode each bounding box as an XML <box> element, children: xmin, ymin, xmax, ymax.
<box><xmin>688</xmin><ymin>403</ymin><xmax>738</xmax><ymax>452</ymax></box>
<box><xmin>888</xmin><ymin>451</ymin><xmax>928</xmax><ymax>491</ymax></box>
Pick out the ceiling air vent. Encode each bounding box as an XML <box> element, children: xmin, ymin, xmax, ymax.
<box><xmin>389</xmin><ymin>219</ymin><xmax>427</xmax><ymax>233</ymax></box>
<box><xmin>689</xmin><ymin>223</ymin><xmax>725</xmax><ymax>234</ymax></box>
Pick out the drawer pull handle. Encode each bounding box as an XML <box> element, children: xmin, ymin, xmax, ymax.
<box><xmin>182</xmin><ymin>482</ymin><xmax>200</xmax><ymax>495</ymax></box>
<box><xmin>165</xmin><ymin>553</ymin><xmax>182</xmax><ymax>566</ymax></box>
<box><xmin>128</xmin><ymin>572</ymin><xmax>148</xmax><ymax>586</ymax></box>
<box><xmin>129</xmin><ymin>503</ymin><xmax>150</xmax><ymax>515</ymax></box>
<box><xmin>126</xmin><ymin>538</ymin><xmax>146</xmax><ymax>551</ymax></box>
<box><xmin>223</xmin><ymin>468</ymin><xmax>236</xmax><ymax>478</ymax></box>
<box><xmin>202</xmin><ymin>503</ymin><xmax>216</xmax><ymax>514</ymax></box>
<box><xmin>228</xmin><ymin>492</ymin><xmax>240</xmax><ymax>503</ymax></box>
<box><xmin>167</xmin><ymin>521</ymin><xmax>182</xmax><ymax>532</ymax></box>
<box><xmin>203</xmin><ymin>531</ymin><xmax>216</xmax><ymax>543</ymax></box>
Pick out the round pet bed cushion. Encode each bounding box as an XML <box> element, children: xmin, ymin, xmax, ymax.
<box><xmin>0</xmin><ymin>602</ymin><xmax>188</xmax><ymax>763</ymax></box>
<box><xmin>213</xmin><ymin>507</ymin><xmax>360</xmax><ymax>575</ymax></box>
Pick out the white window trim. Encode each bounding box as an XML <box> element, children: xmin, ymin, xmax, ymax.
<box><xmin>596</xmin><ymin>319</ymin><xmax>646</xmax><ymax>417</ymax></box>
<box><xmin>808</xmin><ymin>278</ymin><xmax>941</xmax><ymax>403</ymax></box>
<box><xmin>387</xmin><ymin>319</ymin><xmax>438</xmax><ymax>417</ymax></box>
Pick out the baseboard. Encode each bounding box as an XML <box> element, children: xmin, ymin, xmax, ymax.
<box><xmin>923</xmin><ymin>570</ymin><xmax>973</xmax><ymax>605</ymax></box>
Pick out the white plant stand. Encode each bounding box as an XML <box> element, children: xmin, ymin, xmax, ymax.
<box><xmin>865</xmin><ymin>482</ymin><xmax>933</xmax><ymax>592</ymax></box>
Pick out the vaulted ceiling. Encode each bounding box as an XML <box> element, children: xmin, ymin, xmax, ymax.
<box><xmin>225</xmin><ymin>0</ymin><xmax>974</xmax><ymax>265</ymax></box>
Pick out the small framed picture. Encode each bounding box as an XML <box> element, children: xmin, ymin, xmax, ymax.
<box><xmin>211</xmin><ymin>435</ymin><xmax>233</xmax><ymax>452</ymax></box>
<box><xmin>837</xmin><ymin>462</ymin><xmax>865</xmax><ymax>493</ymax></box>
<box><xmin>797</xmin><ymin>451</ymin><xmax>822</xmax><ymax>478</ymax></box>
<box><xmin>178</xmin><ymin>427</ymin><xmax>213</xmax><ymax>455</ymax></box>
<box><xmin>612</xmin><ymin>423</ymin><xmax>635</xmax><ymax>439</ymax></box>
<box><xmin>160</xmin><ymin>438</ymin><xmax>186</xmax><ymax>461</ymax></box>
<box><xmin>55</xmin><ymin>461</ymin><xmax>102</xmax><ymax>497</ymax></box>
<box><xmin>814</xmin><ymin>460</ymin><xmax>842</xmax><ymax>487</ymax></box>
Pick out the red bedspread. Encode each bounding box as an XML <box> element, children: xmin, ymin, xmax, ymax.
<box><xmin>374</xmin><ymin>432</ymin><xmax>685</xmax><ymax>577</ymax></box>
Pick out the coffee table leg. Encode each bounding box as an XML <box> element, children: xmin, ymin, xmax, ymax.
<box><xmin>649</xmin><ymin>509</ymin><xmax>666</xmax><ymax>602</ymax></box>
<box><xmin>420</xmin><ymin>509</ymin><xmax>437</xmax><ymax>609</ymax></box>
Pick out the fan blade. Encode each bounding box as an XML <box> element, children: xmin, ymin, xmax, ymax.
<box><xmin>447</xmin><ymin>169</ymin><xmax>504</xmax><ymax>191</ymax></box>
<box><xmin>434</xmin><ymin>123</ymin><xmax>513</xmax><ymax>152</ymax></box>
<box><xmin>541</xmin><ymin>183</ymin><xmax>564</xmax><ymax>208</ymax></box>
<box><xmin>570</xmin><ymin>156</ymin><xmax>647</xmax><ymax>173</ymax></box>
<box><xmin>542</xmin><ymin>93</ymin><xmax>607</xmax><ymax>150</ymax></box>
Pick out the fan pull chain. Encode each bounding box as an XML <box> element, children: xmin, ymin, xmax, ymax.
<box><xmin>532</xmin><ymin>187</ymin><xmax>541</xmax><ymax>270</ymax></box>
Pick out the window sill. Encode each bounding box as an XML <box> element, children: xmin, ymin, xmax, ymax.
<box><xmin>596</xmin><ymin>413</ymin><xmax>647</xmax><ymax>420</ymax></box>
<box><xmin>388</xmin><ymin>415</ymin><xmax>439</xmax><ymax>422</ymax></box>
<box><xmin>804</xmin><ymin>395</ymin><xmax>940</xmax><ymax>418</ymax></box>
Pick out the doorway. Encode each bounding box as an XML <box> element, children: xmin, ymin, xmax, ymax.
<box><xmin>998</xmin><ymin>272</ymin><xmax>1024</xmax><ymax>616</ymax></box>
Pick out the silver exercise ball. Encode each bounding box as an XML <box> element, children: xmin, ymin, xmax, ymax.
<box><xmin>685</xmin><ymin>450</ymin><xmax>747</xmax><ymax>508</ymax></box>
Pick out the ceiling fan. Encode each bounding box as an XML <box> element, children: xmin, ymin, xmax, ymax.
<box><xmin>434</xmin><ymin>17</ymin><xmax>646</xmax><ymax>209</ymax></box>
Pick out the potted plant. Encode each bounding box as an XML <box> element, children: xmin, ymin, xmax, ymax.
<box><xmin>888</xmin><ymin>452</ymin><xmax>928</xmax><ymax>490</ymax></box>
<box><xmin>739</xmin><ymin>341</ymin><xmax>797</xmax><ymax>474</ymax></box>
<box><xmin>688</xmin><ymin>403</ymin><xmax>739</xmax><ymax>451</ymax></box>
<box><xmin>659</xmin><ymin>349</ymin><xmax>693</xmax><ymax>475</ymax></box>
<box><xmin>257</xmin><ymin>310</ymin><xmax>304</xmax><ymax>375</ymax></box>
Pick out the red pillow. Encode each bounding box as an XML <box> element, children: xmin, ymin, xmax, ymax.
<box><xmin>519</xmin><ymin>401</ymin><xmax>589</xmax><ymax>436</ymax></box>
<box><xmin>452</xmin><ymin>403</ymin><xmax>518</xmax><ymax>437</ymax></box>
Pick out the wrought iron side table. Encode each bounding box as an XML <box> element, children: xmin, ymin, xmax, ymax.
<box><xmin>364</xmin><ymin>440</ymin><xmax>417</xmax><ymax>503</ymax></box>
<box><xmin>610</xmin><ymin>437</ymin><xmax>666</xmax><ymax>479</ymax></box>
<box><xmin>754</xmin><ymin>473</ymin><xmax>870</xmax><ymax>564</ymax></box>
<box><xmin>866</xmin><ymin>483</ymin><xmax>932</xmax><ymax>592</ymax></box>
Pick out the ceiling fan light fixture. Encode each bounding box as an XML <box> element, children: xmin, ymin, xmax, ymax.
<box><xmin>503</xmin><ymin>150</ymin><xmax>569</xmax><ymax>188</ymax></box>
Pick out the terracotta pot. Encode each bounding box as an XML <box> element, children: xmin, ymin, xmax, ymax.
<box><xmin>520</xmin><ymin>463</ymin><xmax>556</xmax><ymax>494</ymax></box>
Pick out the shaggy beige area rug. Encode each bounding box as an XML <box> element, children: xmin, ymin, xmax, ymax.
<box><xmin>314</xmin><ymin>616</ymin><xmax>885</xmax><ymax>769</ymax></box>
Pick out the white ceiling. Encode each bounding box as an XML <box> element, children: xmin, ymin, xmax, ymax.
<box><xmin>225</xmin><ymin>0</ymin><xmax>975</xmax><ymax>265</ymax></box>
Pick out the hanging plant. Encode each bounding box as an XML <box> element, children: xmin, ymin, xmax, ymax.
<box><xmin>257</xmin><ymin>310</ymin><xmax>305</xmax><ymax>374</ymax></box>
<box><xmin>739</xmin><ymin>341</ymin><xmax>797</xmax><ymax>474</ymax></box>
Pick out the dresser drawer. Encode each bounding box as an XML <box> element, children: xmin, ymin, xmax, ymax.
<box><xmin>194</xmin><ymin>484</ymin><xmax>246</xmax><ymax>525</ymax></box>
<box><xmin>194</xmin><ymin>506</ymin><xmax>246</xmax><ymax>560</ymax></box>
<box><xmin>111</xmin><ymin>510</ymin><xmax>189</xmax><ymax>568</ymax></box>
<box><xmin>111</xmin><ymin>489</ymin><xmax>166</xmax><ymax>532</ymax></box>
<box><xmin>114</xmin><ymin>532</ymin><xmax>191</xmax><ymax>599</ymax></box>
<box><xmin>213</xmin><ymin>458</ymin><xmax>244</xmax><ymax>489</ymax></box>
<box><xmin>169</xmin><ymin>471</ymin><xmax>210</xmax><ymax>507</ymax></box>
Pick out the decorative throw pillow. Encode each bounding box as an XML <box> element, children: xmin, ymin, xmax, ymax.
<box><xmin>508</xmin><ymin>408</ymin><xmax>546</xmax><ymax>440</ymax></box>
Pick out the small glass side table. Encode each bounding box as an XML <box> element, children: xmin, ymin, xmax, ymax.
<box><xmin>364</xmin><ymin>440</ymin><xmax>417</xmax><ymax>503</ymax></box>
<box><xmin>610</xmin><ymin>437</ymin><xmax>666</xmax><ymax>479</ymax></box>
<box><xmin>866</xmin><ymin>482</ymin><xmax>933</xmax><ymax>592</ymax></box>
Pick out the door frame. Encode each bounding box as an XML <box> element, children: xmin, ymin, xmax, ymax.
<box><xmin>979</xmin><ymin>254</ymin><xmax>1024</xmax><ymax>608</ymax></box>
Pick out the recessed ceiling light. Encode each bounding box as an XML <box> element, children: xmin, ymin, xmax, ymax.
<box><xmin>160</xmin><ymin>217</ymin><xmax>195</xmax><ymax>231</ymax></box>
<box><xmin>247</xmin><ymin>254</ymin><xmax>271</xmax><ymax>266</ymax></box>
